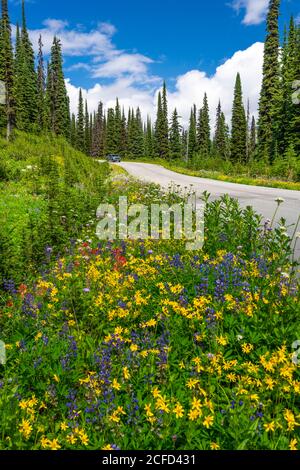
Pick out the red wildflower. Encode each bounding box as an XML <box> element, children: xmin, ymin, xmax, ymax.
<box><xmin>18</xmin><ymin>284</ymin><xmax>27</xmax><ymax>298</ymax></box>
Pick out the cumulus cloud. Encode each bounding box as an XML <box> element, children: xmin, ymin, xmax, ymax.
<box><xmin>66</xmin><ymin>77</ymin><xmax>157</xmax><ymax>120</ymax></box>
<box><xmin>231</xmin><ymin>0</ymin><xmax>269</xmax><ymax>25</ymax></box>
<box><xmin>22</xmin><ymin>18</ymin><xmax>159</xmax><ymax>90</ymax></box>
<box><xmin>66</xmin><ymin>42</ymin><xmax>264</xmax><ymax>131</ymax></box>
<box><xmin>168</xmin><ymin>42</ymin><xmax>264</xmax><ymax>128</ymax></box>
<box><xmin>92</xmin><ymin>54</ymin><xmax>154</xmax><ymax>79</ymax></box>
<box><xmin>25</xmin><ymin>19</ymin><xmax>118</xmax><ymax>57</ymax></box>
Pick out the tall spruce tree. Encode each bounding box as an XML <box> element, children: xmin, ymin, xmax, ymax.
<box><xmin>70</xmin><ymin>113</ymin><xmax>76</xmax><ymax>147</ymax></box>
<box><xmin>0</xmin><ymin>0</ymin><xmax>15</xmax><ymax>138</ymax></box>
<box><xmin>182</xmin><ymin>129</ymin><xmax>188</xmax><ymax>162</ymax></box>
<box><xmin>197</xmin><ymin>93</ymin><xmax>211</xmax><ymax>157</ymax></box>
<box><xmin>135</xmin><ymin>107</ymin><xmax>145</xmax><ymax>157</ymax></box>
<box><xmin>289</xmin><ymin>22</ymin><xmax>300</xmax><ymax>156</ymax></box>
<box><xmin>105</xmin><ymin>108</ymin><xmax>116</xmax><ymax>155</ymax></box>
<box><xmin>76</xmin><ymin>89</ymin><xmax>84</xmax><ymax>151</ymax></box>
<box><xmin>47</xmin><ymin>37</ymin><xmax>70</xmax><ymax>137</ymax></box>
<box><xmin>277</xmin><ymin>23</ymin><xmax>292</xmax><ymax>155</ymax></box>
<box><xmin>250</xmin><ymin>116</ymin><xmax>257</xmax><ymax>158</ymax></box>
<box><xmin>20</xmin><ymin>0</ymin><xmax>37</xmax><ymax>127</ymax></box>
<box><xmin>14</xmin><ymin>23</ymin><xmax>27</xmax><ymax>130</ymax></box>
<box><xmin>169</xmin><ymin>108</ymin><xmax>182</xmax><ymax>159</ymax></box>
<box><xmin>258</xmin><ymin>0</ymin><xmax>280</xmax><ymax>161</ymax></box>
<box><xmin>84</xmin><ymin>100</ymin><xmax>90</xmax><ymax>155</ymax></box>
<box><xmin>188</xmin><ymin>107</ymin><xmax>197</xmax><ymax>160</ymax></box>
<box><xmin>114</xmin><ymin>98</ymin><xmax>123</xmax><ymax>155</ymax></box>
<box><xmin>120</xmin><ymin>109</ymin><xmax>127</xmax><ymax>157</ymax></box>
<box><xmin>231</xmin><ymin>73</ymin><xmax>247</xmax><ymax>163</ymax></box>
<box><xmin>144</xmin><ymin>116</ymin><xmax>154</xmax><ymax>158</ymax></box>
<box><xmin>91</xmin><ymin>102</ymin><xmax>105</xmax><ymax>158</ymax></box>
<box><xmin>214</xmin><ymin>101</ymin><xmax>227</xmax><ymax>159</ymax></box>
<box><xmin>37</xmin><ymin>35</ymin><xmax>46</xmax><ymax>131</ymax></box>
<box><xmin>155</xmin><ymin>83</ymin><xmax>169</xmax><ymax>159</ymax></box>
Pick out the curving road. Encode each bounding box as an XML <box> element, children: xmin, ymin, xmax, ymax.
<box><xmin>117</xmin><ymin>162</ymin><xmax>300</xmax><ymax>257</ymax></box>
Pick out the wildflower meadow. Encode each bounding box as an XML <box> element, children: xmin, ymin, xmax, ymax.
<box><xmin>1</xmin><ymin>168</ymin><xmax>299</xmax><ymax>449</ymax></box>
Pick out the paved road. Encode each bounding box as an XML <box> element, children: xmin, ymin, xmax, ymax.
<box><xmin>118</xmin><ymin>162</ymin><xmax>300</xmax><ymax>257</ymax></box>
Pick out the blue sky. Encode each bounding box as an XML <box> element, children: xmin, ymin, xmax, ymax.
<box><xmin>7</xmin><ymin>0</ymin><xmax>300</xmax><ymax>123</ymax></box>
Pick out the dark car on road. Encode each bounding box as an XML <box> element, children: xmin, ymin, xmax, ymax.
<box><xmin>106</xmin><ymin>154</ymin><xmax>122</xmax><ymax>163</ymax></box>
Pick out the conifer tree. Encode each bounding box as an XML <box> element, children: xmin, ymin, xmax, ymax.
<box><xmin>44</xmin><ymin>61</ymin><xmax>51</xmax><ymax>131</ymax></box>
<box><xmin>14</xmin><ymin>23</ymin><xmax>27</xmax><ymax>130</ymax></box>
<box><xmin>144</xmin><ymin>116</ymin><xmax>154</xmax><ymax>158</ymax></box>
<box><xmin>20</xmin><ymin>0</ymin><xmax>37</xmax><ymax>127</ymax></box>
<box><xmin>246</xmin><ymin>100</ymin><xmax>251</xmax><ymax>162</ymax></box>
<box><xmin>105</xmin><ymin>108</ymin><xmax>116</xmax><ymax>155</ymax></box>
<box><xmin>155</xmin><ymin>83</ymin><xmax>169</xmax><ymax>159</ymax></box>
<box><xmin>135</xmin><ymin>107</ymin><xmax>145</xmax><ymax>157</ymax></box>
<box><xmin>182</xmin><ymin>129</ymin><xmax>188</xmax><ymax>161</ymax></box>
<box><xmin>0</xmin><ymin>0</ymin><xmax>15</xmax><ymax>138</ymax></box>
<box><xmin>114</xmin><ymin>98</ymin><xmax>122</xmax><ymax>154</ymax></box>
<box><xmin>188</xmin><ymin>107</ymin><xmax>197</xmax><ymax>160</ymax></box>
<box><xmin>84</xmin><ymin>99</ymin><xmax>90</xmax><ymax>154</ymax></box>
<box><xmin>258</xmin><ymin>0</ymin><xmax>280</xmax><ymax>160</ymax></box>
<box><xmin>169</xmin><ymin>108</ymin><xmax>182</xmax><ymax>159</ymax></box>
<box><xmin>231</xmin><ymin>73</ymin><xmax>247</xmax><ymax>163</ymax></box>
<box><xmin>47</xmin><ymin>37</ymin><xmax>70</xmax><ymax>137</ymax></box>
<box><xmin>161</xmin><ymin>81</ymin><xmax>169</xmax><ymax>158</ymax></box>
<box><xmin>214</xmin><ymin>101</ymin><xmax>227</xmax><ymax>159</ymax></box>
<box><xmin>250</xmin><ymin>116</ymin><xmax>257</xmax><ymax>158</ymax></box>
<box><xmin>197</xmin><ymin>93</ymin><xmax>211</xmax><ymax>157</ymax></box>
<box><xmin>127</xmin><ymin>108</ymin><xmax>144</xmax><ymax>159</ymax></box>
<box><xmin>76</xmin><ymin>89</ymin><xmax>84</xmax><ymax>151</ymax></box>
<box><xmin>37</xmin><ymin>35</ymin><xmax>46</xmax><ymax>131</ymax></box>
<box><xmin>120</xmin><ymin>109</ymin><xmax>127</xmax><ymax>157</ymax></box>
<box><xmin>91</xmin><ymin>102</ymin><xmax>105</xmax><ymax>158</ymax></box>
<box><xmin>70</xmin><ymin>113</ymin><xmax>76</xmax><ymax>147</ymax></box>
<box><xmin>289</xmin><ymin>22</ymin><xmax>300</xmax><ymax>156</ymax></box>
<box><xmin>278</xmin><ymin>18</ymin><xmax>300</xmax><ymax>157</ymax></box>
<box><xmin>154</xmin><ymin>92</ymin><xmax>163</xmax><ymax>157</ymax></box>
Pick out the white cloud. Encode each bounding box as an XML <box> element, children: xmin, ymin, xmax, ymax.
<box><xmin>26</xmin><ymin>19</ymin><xmax>118</xmax><ymax>58</ymax></box>
<box><xmin>66</xmin><ymin>42</ymin><xmax>264</xmax><ymax>132</ymax></box>
<box><xmin>231</xmin><ymin>0</ymin><xmax>269</xmax><ymax>25</ymax></box>
<box><xmin>22</xmin><ymin>19</ymin><xmax>158</xmax><ymax>88</ymax></box>
<box><xmin>66</xmin><ymin>77</ymin><xmax>157</xmax><ymax>120</ymax></box>
<box><xmin>92</xmin><ymin>54</ymin><xmax>154</xmax><ymax>79</ymax></box>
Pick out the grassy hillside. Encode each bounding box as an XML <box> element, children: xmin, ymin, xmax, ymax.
<box><xmin>0</xmin><ymin>132</ymin><xmax>110</xmax><ymax>283</ymax></box>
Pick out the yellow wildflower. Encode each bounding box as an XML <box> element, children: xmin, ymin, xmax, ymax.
<box><xmin>289</xmin><ymin>438</ymin><xmax>298</xmax><ymax>451</ymax></box>
<box><xmin>210</xmin><ymin>442</ymin><xmax>220</xmax><ymax>450</ymax></box>
<box><xmin>186</xmin><ymin>378</ymin><xmax>200</xmax><ymax>389</ymax></box>
<box><xmin>19</xmin><ymin>419</ymin><xmax>33</xmax><ymax>439</ymax></box>
<box><xmin>112</xmin><ymin>379</ymin><xmax>121</xmax><ymax>391</ymax></box>
<box><xmin>264</xmin><ymin>422</ymin><xmax>275</xmax><ymax>433</ymax></box>
<box><xmin>203</xmin><ymin>415</ymin><xmax>214</xmax><ymax>429</ymax></box>
<box><xmin>216</xmin><ymin>336</ymin><xmax>228</xmax><ymax>347</ymax></box>
<box><xmin>173</xmin><ymin>403</ymin><xmax>184</xmax><ymax>419</ymax></box>
<box><xmin>49</xmin><ymin>439</ymin><xmax>61</xmax><ymax>451</ymax></box>
<box><xmin>188</xmin><ymin>409</ymin><xmax>201</xmax><ymax>421</ymax></box>
<box><xmin>241</xmin><ymin>343</ymin><xmax>254</xmax><ymax>354</ymax></box>
<box><xmin>123</xmin><ymin>367</ymin><xmax>130</xmax><ymax>380</ymax></box>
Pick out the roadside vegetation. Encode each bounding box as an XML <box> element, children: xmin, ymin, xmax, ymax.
<box><xmin>125</xmin><ymin>158</ymin><xmax>300</xmax><ymax>191</ymax></box>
